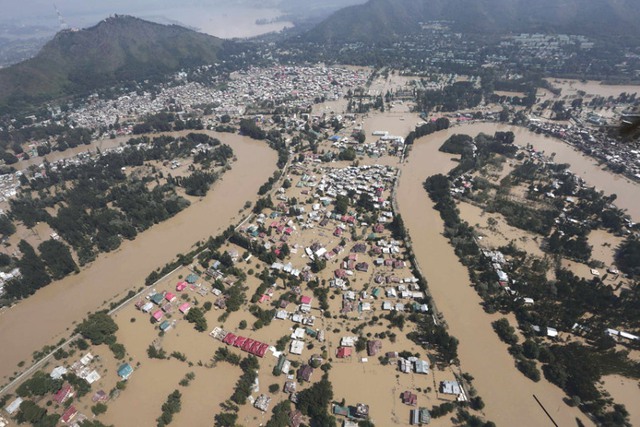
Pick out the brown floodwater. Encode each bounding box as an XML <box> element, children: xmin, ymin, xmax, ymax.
<box><xmin>0</xmin><ymin>132</ymin><xmax>276</xmax><ymax>383</ymax></box>
<box><xmin>601</xmin><ymin>375</ymin><xmax>640</xmax><ymax>426</ymax></box>
<box><xmin>396</xmin><ymin>122</ymin><xmax>594</xmax><ymax>426</ymax></box>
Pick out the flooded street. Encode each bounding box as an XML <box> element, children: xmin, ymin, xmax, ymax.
<box><xmin>396</xmin><ymin>122</ymin><xmax>593</xmax><ymax>426</ymax></box>
<box><xmin>0</xmin><ymin>132</ymin><xmax>276</xmax><ymax>383</ymax></box>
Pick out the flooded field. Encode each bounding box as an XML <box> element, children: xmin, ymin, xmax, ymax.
<box><xmin>546</xmin><ymin>79</ymin><xmax>640</xmax><ymax>98</ymax></box>
<box><xmin>0</xmin><ymin>132</ymin><xmax>276</xmax><ymax>384</ymax></box>
<box><xmin>457</xmin><ymin>201</ymin><xmax>546</xmax><ymax>259</ymax></box>
<box><xmin>396</xmin><ymin>119</ymin><xmax>593</xmax><ymax>426</ymax></box>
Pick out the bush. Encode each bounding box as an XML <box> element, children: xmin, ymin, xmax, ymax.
<box><xmin>268</xmin><ymin>383</ymin><xmax>280</xmax><ymax>393</ymax></box>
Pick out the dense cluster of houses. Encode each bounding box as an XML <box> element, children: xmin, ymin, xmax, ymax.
<box><xmin>63</xmin><ymin>66</ymin><xmax>370</xmax><ymax>129</ymax></box>
<box><xmin>135</xmin><ymin>274</ymin><xmax>205</xmax><ymax>330</ymax></box>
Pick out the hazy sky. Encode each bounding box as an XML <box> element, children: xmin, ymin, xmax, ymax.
<box><xmin>0</xmin><ymin>0</ymin><xmax>364</xmax><ymax>22</ymax></box>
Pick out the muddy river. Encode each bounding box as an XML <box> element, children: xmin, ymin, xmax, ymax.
<box><xmin>0</xmin><ymin>132</ymin><xmax>276</xmax><ymax>383</ymax></box>
<box><xmin>396</xmin><ymin>123</ymin><xmax>597</xmax><ymax>426</ymax></box>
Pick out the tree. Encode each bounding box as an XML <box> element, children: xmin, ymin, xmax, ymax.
<box><xmin>2</xmin><ymin>151</ymin><xmax>18</xmax><ymax>164</ymax></box>
<box><xmin>0</xmin><ymin>214</ymin><xmax>16</xmax><ymax>237</ymax></box>
<box><xmin>91</xmin><ymin>403</ymin><xmax>108</xmax><ymax>416</ymax></box>
<box><xmin>38</xmin><ymin>239</ymin><xmax>79</xmax><ymax>280</ymax></box>
<box><xmin>16</xmin><ymin>371</ymin><xmax>61</xmax><ymax>397</ymax></box>
<box><xmin>296</xmin><ymin>376</ymin><xmax>334</xmax><ymax>421</ymax></box>
<box><xmin>522</xmin><ymin>340</ymin><xmax>540</xmax><ymax>359</ymax></box>
<box><xmin>334</xmin><ymin>195</ymin><xmax>349</xmax><ymax>215</ymax></box>
<box><xmin>5</xmin><ymin>240</ymin><xmax>51</xmax><ymax>298</ymax></box>
<box><xmin>76</xmin><ymin>312</ymin><xmax>119</xmax><ymax>345</ymax></box>
<box><xmin>492</xmin><ymin>318</ymin><xmax>519</xmax><ymax>345</ymax></box>
<box><xmin>80</xmin><ymin>421</ymin><xmax>113</xmax><ymax>427</ymax></box>
<box><xmin>15</xmin><ymin>400</ymin><xmax>47</xmax><ymax>424</ymax></box>
<box><xmin>338</xmin><ymin>147</ymin><xmax>356</xmax><ymax>161</ymax></box>
<box><xmin>616</xmin><ymin>238</ymin><xmax>640</xmax><ymax>276</ymax></box>
<box><xmin>185</xmin><ymin>307</ymin><xmax>208</xmax><ymax>332</ymax></box>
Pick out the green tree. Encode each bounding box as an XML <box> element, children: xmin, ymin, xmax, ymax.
<box><xmin>91</xmin><ymin>403</ymin><xmax>108</xmax><ymax>416</ymax></box>
<box><xmin>5</xmin><ymin>240</ymin><xmax>51</xmax><ymax>299</ymax></box>
<box><xmin>185</xmin><ymin>307</ymin><xmax>208</xmax><ymax>332</ymax></box>
<box><xmin>38</xmin><ymin>239</ymin><xmax>79</xmax><ymax>279</ymax></box>
<box><xmin>76</xmin><ymin>311</ymin><xmax>119</xmax><ymax>345</ymax></box>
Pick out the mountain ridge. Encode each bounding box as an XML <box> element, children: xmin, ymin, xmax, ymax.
<box><xmin>0</xmin><ymin>15</ymin><xmax>224</xmax><ymax>109</ymax></box>
<box><xmin>301</xmin><ymin>0</ymin><xmax>640</xmax><ymax>43</ymax></box>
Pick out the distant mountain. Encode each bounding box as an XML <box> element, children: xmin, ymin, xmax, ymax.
<box><xmin>0</xmin><ymin>15</ymin><xmax>224</xmax><ymax>108</ymax></box>
<box><xmin>302</xmin><ymin>0</ymin><xmax>640</xmax><ymax>43</ymax></box>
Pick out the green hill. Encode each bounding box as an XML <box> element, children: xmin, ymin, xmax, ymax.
<box><xmin>302</xmin><ymin>0</ymin><xmax>640</xmax><ymax>43</ymax></box>
<box><xmin>0</xmin><ymin>15</ymin><xmax>224</xmax><ymax>109</ymax></box>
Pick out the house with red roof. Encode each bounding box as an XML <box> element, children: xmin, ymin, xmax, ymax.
<box><xmin>178</xmin><ymin>302</ymin><xmax>191</xmax><ymax>314</ymax></box>
<box><xmin>256</xmin><ymin>343</ymin><xmax>269</xmax><ymax>357</ymax></box>
<box><xmin>53</xmin><ymin>384</ymin><xmax>74</xmax><ymax>404</ymax></box>
<box><xmin>336</xmin><ymin>347</ymin><xmax>352</xmax><ymax>358</ymax></box>
<box><xmin>165</xmin><ymin>292</ymin><xmax>177</xmax><ymax>302</ymax></box>
<box><xmin>242</xmin><ymin>339</ymin><xmax>255</xmax><ymax>352</ymax></box>
<box><xmin>300</xmin><ymin>295</ymin><xmax>312</xmax><ymax>305</ymax></box>
<box><xmin>61</xmin><ymin>406</ymin><xmax>78</xmax><ymax>424</ymax></box>
<box><xmin>259</xmin><ymin>294</ymin><xmax>271</xmax><ymax>303</ymax></box>
<box><xmin>223</xmin><ymin>333</ymin><xmax>237</xmax><ymax>345</ymax></box>
<box><xmin>249</xmin><ymin>341</ymin><xmax>263</xmax><ymax>355</ymax></box>
<box><xmin>152</xmin><ymin>310</ymin><xmax>164</xmax><ymax>322</ymax></box>
<box><xmin>176</xmin><ymin>282</ymin><xmax>187</xmax><ymax>292</ymax></box>
<box><xmin>401</xmin><ymin>390</ymin><xmax>417</xmax><ymax>406</ymax></box>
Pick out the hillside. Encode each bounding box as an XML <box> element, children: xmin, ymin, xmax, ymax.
<box><xmin>0</xmin><ymin>15</ymin><xmax>224</xmax><ymax>108</ymax></box>
<box><xmin>302</xmin><ymin>0</ymin><xmax>640</xmax><ymax>43</ymax></box>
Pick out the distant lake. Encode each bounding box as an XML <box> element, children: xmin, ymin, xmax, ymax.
<box><xmin>58</xmin><ymin>5</ymin><xmax>293</xmax><ymax>39</ymax></box>
<box><xmin>139</xmin><ymin>6</ymin><xmax>293</xmax><ymax>39</ymax></box>
<box><xmin>2</xmin><ymin>4</ymin><xmax>292</xmax><ymax>40</ymax></box>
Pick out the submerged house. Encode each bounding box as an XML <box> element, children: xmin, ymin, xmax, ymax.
<box><xmin>117</xmin><ymin>363</ymin><xmax>133</xmax><ymax>380</ymax></box>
